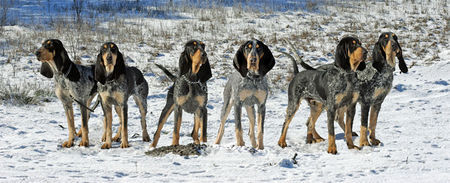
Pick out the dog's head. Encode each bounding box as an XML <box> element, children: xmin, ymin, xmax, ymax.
<box><xmin>373</xmin><ymin>32</ymin><xmax>407</xmax><ymax>73</ymax></box>
<box><xmin>179</xmin><ymin>40</ymin><xmax>212</xmax><ymax>82</ymax></box>
<box><xmin>95</xmin><ymin>42</ymin><xmax>126</xmax><ymax>84</ymax></box>
<box><xmin>35</xmin><ymin>39</ymin><xmax>79</xmax><ymax>81</ymax></box>
<box><xmin>233</xmin><ymin>39</ymin><xmax>275</xmax><ymax>78</ymax></box>
<box><xmin>335</xmin><ymin>37</ymin><xmax>368</xmax><ymax>72</ymax></box>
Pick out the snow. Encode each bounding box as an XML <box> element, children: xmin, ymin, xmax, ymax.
<box><xmin>0</xmin><ymin>0</ymin><xmax>449</xmax><ymax>182</ymax></box>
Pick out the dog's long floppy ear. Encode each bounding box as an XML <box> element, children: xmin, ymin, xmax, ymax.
<box><xmin>95</xmin><ymin>53</ymin><xmax>107</xmax><ymax>84</ymax></box>
<box><xmin>197</xmin><ymin>58</ymin><xmax>212</xmax><ymax>83</ymax></box>
<box><xmin>372</xmin><ymin>42</ymin><xmax>384</xmax><ymax>73</ymax></box>
<box><xmin>54</xmin><ymin>40</ymin><xmax>80</xmax><ymax>81</ymax></box>
<box><xmin>40</xmin><ymin>62</ymin><xmax>53</xmax><ymax>78</ymax></box>
<box><xmin>334</xmin><ymin>40</ymin><xmax>350</xmax><ymax>71</ymax></box>
<box><xmin>112</xmin><ymin>51</ymin><xmax>126</xmax><ymax>79</ymax></box>
<box><xmin>259</xmin><ymin>43</ymin><xmax>275</xmax><ymax>76</ymax></box>
<box><xmin>178</xmin><ymin>50</ymin><xmax>191</xmax><ymax>76</ymax></box>
<box><xmin>394</xmin><ymin>35</ymin><xmax>408</xmax><ymax>73</ymax></box>
<box><xmin>233</xmin><ymin>43</ymin><xmax>248</xmax><ymax>77</ymax></box>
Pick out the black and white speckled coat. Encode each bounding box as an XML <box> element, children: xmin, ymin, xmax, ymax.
<box><xmin>278</xmin><ymin>37</ymin><xmax>367</xmax><ymax>154</ymax></box>
<box><xmin>151</xmin><ymin>40</ymin><xmax>212</xmax><ymax>148</ymax></box>
<box><xmin>95</xmin><ymin>42</ymin><xmax>150</xmax><ymax>149</ymax></box>
<box><xmin>215</xmin><ymin>39</ymin><xmax>275</xmax><ymax>150</ymax></box>
<box><xmin>36</xmin><ymin>39</ymin><xmax>97</xmax><ymax>148</ymax></box>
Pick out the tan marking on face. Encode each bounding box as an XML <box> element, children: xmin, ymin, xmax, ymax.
<box><xmin>193</xmin><ymin>41</ymin><xmax>197</xmax><ymax>45</ymax></box>
<box><xmin>195</xmin><ymin>96</ymin><xmax>206</xmax><ymax>107</ymax></box>
<box><xmin>176</xmin><ymin>96</ymin><xmax>188</xmax><ymax>106</ymax></box>
<box><xmin>382</xmin><ymin>40</ymin><xmax>396</xmax><ymax>67</ymax></box>
<box><xmin>349</xmin><ymin>47</ymin><xmax>364</xmax><ymax>71</ymax></box>
<box><xmin>256</xmin><ymin>44</ymin><xmax>259</xmax><ymax>48</ymax></box>
<box><xmin>352</xmin><ymin>40</ymin><xmax>356</xmax><ymax>44</ymax></box>
<box><xmin>37</xmin><ymin>46</ymin><xmax>55</xmax><ymax>63</ymax></box>
<box><xmin>352</xmin><ymin>92</ymin><xmax>359</xmax><ymax>103</ymax></box>
<box><xmin>110</xmin><ymin>44</ymin><xmax>114</xmax><ymax>48</ymax></box>
<box><xmin>385</xmin><ymin>34</ymin><xmax>389</xmax><ymax>38</ymax></box>
<box><xmin>248</xmin><ymin>44</ymin><xmax>252</xmax><ymax>48</ymax></box>
<box><xmin>104</xmin><ymin>44</ymin><xmax>107</xmax><ymax>48</ymax></box>
<box><xmin>102</xmin><ymin>52</ymin><xmax>117</xmax><ymax>75</ymax></box>
<box><xmin>246</xmin><ymin>52</ymin><xmax>260</xmax><ymax>72</ymax></box>
<box><xmin>191</xmin><ymin>49</ymin><xmax>202</xmax><ymax>74</ymax></box>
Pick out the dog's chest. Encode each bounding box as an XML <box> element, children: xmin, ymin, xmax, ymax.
<box><xmin>236</xmin><ymin>79</ymin><xmax>268</xmax><ymax>105</ymax></box>
<box><xmin>98</xmin><ymin>82</ymin><xmax>127</xmax><ymax>105</ymax></box>
<box><xmin>174</xmin><ymin>82</ymin><xmax>207</xmax><ymax>113</ymax></box>
<box><xmin>54</xmin><ymin>73</ymin><xmax>94</xmax><ymax>99</ymax></box>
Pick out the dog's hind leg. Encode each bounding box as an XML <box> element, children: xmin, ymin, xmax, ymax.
<box><xmin>172</xmin><ymin>106</ymin><xmax>182</xmax><ymax>146</ymax></box>
<box><xmin>278</xmin><ymin>96</ymin><xmax>301</xmax><ymax>148</ymax></box>
<box><xmin>78</xmin><ymin>103</ymin><xmax>90</xmax><ymax>147</ymax></box>
<box><xmin>133</xmin><ymin>95</ymin><xmax>150</xmax><ymax>142</ymax></box>
<box><xmin>359</xmin><ymin>104</ymin><xmax>370</xmax><ymax>147</ymax></box>
<box><xmin>214</xmin><ymin>91</ymin><xmax>234</xmax><ymax>145</ymax></box>
<box><xmin>234</xmin><ymin>102</ymin><xmax>245</xmax><ymax>146</ymax></box>
<box><xmin>369</xmin><ymin>104</ymin><xmax>382</xmax><ymax>146</ymax></box>
<box><xmin>306</xmin><ymin>101</ymin><xmax>324</xmax><ymax>144</ymax></box>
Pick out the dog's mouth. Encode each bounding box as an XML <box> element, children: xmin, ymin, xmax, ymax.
<box><xmin>246</xmin><ymin>52</ymin><xmax>263</xmax><ymax>74</ymax></box>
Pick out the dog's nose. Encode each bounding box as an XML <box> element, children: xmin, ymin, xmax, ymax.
<box><xmin>35</xmin><ymin>50</ymin><xmax>41</xmax><ymax>57</ymax></box>
<box><xmin>251</xmin><ymin>57</ymin><xmax>257</xmax><ymax>64</ymax></box>
<box><xmin>363</xmin><ymin>49</ymin><xmax>368</xmax><ymax>59</ymax></box>
<box><xmin>202</xmin><ymin>51</ymin><xmax>207</xmax><ymax>57</ymax></box>
<box><xmin>106</xmin><ymin>55</ymin><xmax>112</xmax><ymax>64</ymax></box>
<box><xmin>391</xmin><ymin>42</ymin><xmax>398</xmax><ymax>51</ymax></box>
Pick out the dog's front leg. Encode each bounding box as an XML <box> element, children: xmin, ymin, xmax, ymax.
<box><xmin>101</xmin><ymin>104</ymin><xmax>113</xmax><ymax>149</ymax></box>
<box><xmin>172</xmin><ymin>106</ymin><xmax>182</xmax><ymax>146</ymax></box>
<box><xmin>119</xmin><ymin>105</ymin><xmax>129</xmax><ymax>148</ymax></box>
<box><xmin>257</xmin><ymin>104</ymin><xmax>266</xmax><ymax>150</ymax></box>
<box><xmin>79</xmin><ymin>103</ymin><xmax>90</xmax><ymax>147</ymax></box>
<box><xmin>234</xmin><ymin>102</ymin><xmax>245</xmax><ymax>146</ymax></box>
<box><xmin>62</xmin><ymin>103</ymin><xmax>75</xmax><ymax>148</ymax></box>
<box><xmin>199</xmin><ymin>107</ymin><xmax>208</xmax><ymax>143</ymax></box>
<box><xmin>245</xmin><ymin>105</ymin><xmax>257</xmax><ymax>148</ymax></box>
<box><xmin>327</xmin><ymin>108</ymin><xmax>337</xmax><ymax>154</ymax></box>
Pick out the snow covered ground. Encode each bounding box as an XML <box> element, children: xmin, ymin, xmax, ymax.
<box><xmin>0</xmin><ymin>0</ymin><xmax>449</xmax><ymax>182</ymax></box>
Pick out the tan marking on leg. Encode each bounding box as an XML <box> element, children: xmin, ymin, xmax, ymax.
<box><xmin>135</xmin><ymin>98</ymin><xmax>150</xmax><ymax>142</ymax></box>
<box><xmin>257</xmin><ymin>112</ymin><xmax>264</xmax><ymax>150</ymax></box>
<box><xmin>235</xmin><ymin>127</ymin><xmax>245</xmax><ymax>146</ymax></box>
<box><xmin>245</xmin><ymin>106</ymin><xmax>257</xmax><ymax>148</ymax></box>
<box><xmin>352</xmin><ymin>92</ymin><xmax>359</xmax><ymax>103</ymax></box>
<box><xmin>328</xmin><ymin>135</ymin><xmax>337</xmax><ymax>154</ymax></box>
<box><xmin>239</xmin><ymin>90</ymin><xmax>253</xmax><ymax>101</ymax></box>
<box><xmin>101</xmin><ymin>118</ymin><xmax>106</xmax><ymax>142</ymax></box>
<box><xmin>254</xmin><ymin>90</ymin><xmax>267</xmax><ymax>104</ymax></box>
<box><xmin>151</xmin><ymin>104</ymin><xmax>174</xmax><ymax>148</ymax></box>
<box><xmin>369</xmin><ymin>107</ymin><xmax>381</xmax><ymax>146</ymax></box>
<box><xmin>215</xmin><ymin>99</ymin><xmax>234</xmax><ymax>145</ymax></box>
<box><xmin>62</xmin><ymin>104</ymin><xmax>75</xmax><ymax>148</ymax></box>
<box><xmin>335</xmin><ymin>93</ymin><xmax>345</xmax><ymax>104</ymax></box>
<box><xmin>176</xmin><ymin>96</ymin><xmax>188</xmax><ymax>106</ymax></box>
<box><xmin>101</xmin><ymin>107</ymin><xmax>113</xmax><ymax>149</ymax></box>
<box><xmin>345</xmin><ymin>108</ymin><xmax>360</xmax><ymax>150</ymax></box>
<box><xmin>112</xmin><ymin>106</ymin><xmax>122</xmax><ymax>142</ymax></box>
<box><xmin>192</xmin><ymin>110</ymin><xmax>201</xmax><ymax>144</ymax></box>
<box><xmin>172</xmin><ymin>111</ymin><xmax>182</xmax><ymax>146</ymax></box>
<box><xmin>373</xmin><ymin>88</ymin><xmax>387</xmax><ymax>99</ymax></box>
<box><xmin>359</xmin><ymin>126</ymin><xmax>370</xmax><ymax>146</ymax></box>
<box><xmin>118</xmin><ymin>106</ymin><xmax>129</xmax><ymax>148</ymax></box>
<box><xmin>195</xmin><ymin>96</ymin><xmax>206</xmax><ymax>107</ymax></box>
<box><xmin>278</xmin><ymin>101</ymin><xmax>301</xmax><ymax>148</ymax></box>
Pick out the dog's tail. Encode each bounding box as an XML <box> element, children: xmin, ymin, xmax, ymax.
<box><xmin>280</xmin><ymin>39</ymin><xmax>316</xmax><ymax>74</ymax></box>
<box><xmin>155</xmin><ymin>64</ymin><xmax>177</xmax><ymax>82</ymax></box>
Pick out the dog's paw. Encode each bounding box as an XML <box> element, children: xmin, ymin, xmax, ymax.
<box><xmin>352</xmin><ymin>132</ymin><xmax>359</xmax><ymax>137</ymax></box>
<box><xmin>327</xmin><ymin>145</ymin><xmax>337</xmax><ymax>154</ymax></box>
<box><xmin>360</xmin><ymin>138</ymin><xmax>370</xmax><ymax>147</ymax></box>
<box><xmin>120</xmin><ymin>142</ymin><xmax>129</xmax><ymax>148</ymax></box>
<box><xmin>62</xmin><ymin>140</ymin><xmax>74</xmax><ymax>148</ymax></box>
<box><xmin>142</xmin><ymin>132</ymin><xmax>151</xmax><ymax>142</ymax></box>
<box><xmin>278</xmin><ymin>140</ymin><xmax>287</xmax><ymax>148</ymax></box>
<box><xmin>101</xmin><ymin>143</ymin><xmax>111</xmax><ymax>149</ymax></box>
<box><xmin>346</xmin><ymin>143</ymin><xmax>361</xmax><ymax>150</ymax></box>
<box><xmin>313</xmin><ymin>138</ymin><xmax>325</xmax><ymax>143</ymax></box>
<box><xmin>112</xmin><ymin>135</ymin><xmax>121</xmax><ymax>142</ymax></box>
<box><xmin>79</xmin><ymin>140</ymin><xmax>89</xmax><ymax>147</ymax></box>
<box><xmin>370</xmin><ymin>138</ymin><xmax>381</xmax><ymax>146</ymax></box>
<box><xmin>200</xmin><ymin>136</ymin><xmax>207</xmax><ymax>143</ymax></box>
<box><xmin>76</xmin><ymin>130</ymin><xmax>82</xmax><ymax>137</ymax></box>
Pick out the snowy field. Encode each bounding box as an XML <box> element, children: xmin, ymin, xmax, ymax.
<box><xmin>0</xmin><ymin>0</ymin><xmax>449</xmax><ymax>182</ymax></box>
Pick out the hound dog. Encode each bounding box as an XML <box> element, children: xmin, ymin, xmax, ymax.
<box><xmin>35</xmin><ymin>39</ymin><xmax>97</xmax><ymax>147</ymax></box>
<box><xmin>95</xmin><ymin>42</ymin><xmax>150</xmax><ymax>149</ymax></box>
<box><xmin>278</xmin><ymin>37</ymin><xmax>367</xmax><ymax>154</ymax></box>
<box><xmin>348</xmin><ymin>32</ymin><xmax>407</xmax><ymax>146</ymax></box>
<box><xmin>298</xmin><ymin>33</ymin><xmax>408</xmax><ymax>148</ymax></box>
<box><xmin>151</xmin><ymin>40</ymin><xmax>212</xmax><ymax>148</ymax></box>
<box><xmin>214</xmin><ymin>39</ymin><xmax>275</xmax><ymax>150</ymax></box>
